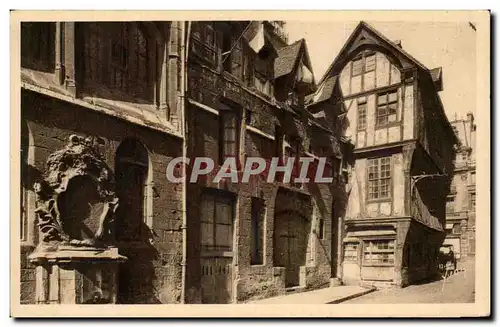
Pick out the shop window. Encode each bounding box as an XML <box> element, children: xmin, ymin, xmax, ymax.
<box><xmin>363</xmin><ymin>240</ymin><xmax>395</xmax><ymax>265</ymax></box>
<box><xmin>344</xmin><ymin>243</ymin><xmax>359</xmax><ymax>262</ymax></box>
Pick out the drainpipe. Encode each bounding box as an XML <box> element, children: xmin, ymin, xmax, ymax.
<box><xmin>180</xmin><ymin>20</ymin><xmax>188</xmax><ymax>304</ymax></box>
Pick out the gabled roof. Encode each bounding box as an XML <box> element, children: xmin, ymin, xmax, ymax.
<box><xmin>274</xmin><ymin>39</ymin><xmax>303</xmax><ymax>79</ymax></box>
<box><xmin>316</xmin><ymin>21</ymin><xmax>430</xmax><ymax>88</ymax></box>
<box><xmin>305</xmin><ymin>76</ymin><xmax>337</xmax><ymax>105</ymax></box>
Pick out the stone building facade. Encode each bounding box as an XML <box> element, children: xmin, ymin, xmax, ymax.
<box><xmin>444</xmin><ymin>113</ymin><xmax>476</xmax><ymax>261</ymax></box>
<box><xmin>185</xmin><ymin>21</ymin><xmax>349</xmax><ymax>303</ymax></box>
<box><xmin>19</xmin><ymin>20</ymin><xmax>350</xmax><ymax>304</ymax></box>
<box><xmin>306</xmin><ymin>22</ymin><xmax>458</xmax><ymax>287</ymax></box>
<box><xmin>20</xmin><ymin>21</ymin><xmax>186</xmax><ymax>304</ymax></box>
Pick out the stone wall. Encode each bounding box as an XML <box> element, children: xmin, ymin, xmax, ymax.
<box><xmin>21</xmin><ymin>89</ymin><xmax>184</xmax><ymax>304</ymax></box>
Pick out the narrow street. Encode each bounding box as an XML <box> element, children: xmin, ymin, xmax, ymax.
<box><xmin>341</xmin><ymin>261</ymin><xmax>475</xmax><ymax>304</ymax></box>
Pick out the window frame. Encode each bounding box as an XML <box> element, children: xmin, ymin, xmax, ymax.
<box><xmin>191</xmin><ymin>21</ymin><xmax>218</xmax><ymax>67</ymax></box>
<box><xmin>350</xmin><ymin>51</ymin><xmax>377</xmax><ymax>77</ymax></box>
<box><xmin>367</xmin><ymin>156</ymin><xmax>392</xmax><ymax>202</ymax></box>
<box><xmin>446</xmin><ymin>194</ymin><xmax>455</xmax><ymax>213</ymax></box>
<box><xmin>469</xmin><ymin>192</ymin><xmax>476</xmax><ymax>209</ymax></box>
<box><xmin>218</xmin><ymin>108</ymin><xmax>241</xmax><ymax>167</ymax></box>
<box><xmin>81</xmin><ymin>22</ymin><xmax>157</xmax><ymax>104</ymax></box>
<box><xmin>376</xmin><ymin>89</ymin><xmax>399</xmax><ymax>127</ymax></box>
<box><xmin>200</xmin><ymin>190</ymin><xmax>235</xmax><ymax>254</ymax></box>
<box><xmin>357</xmin><ymin>98</ymin><xmax>367</xmax><ymax>131</ymax></box>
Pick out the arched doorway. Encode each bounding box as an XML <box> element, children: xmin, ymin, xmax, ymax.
<box><xmin>114</xmin><ymin>138</ymin><xmax>155</xmax><ymax>303</ymax></box>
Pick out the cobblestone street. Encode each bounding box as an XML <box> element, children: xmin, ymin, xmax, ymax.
<box><xmin>341</xmin><ymin>261</ymin><xmax>475</xmax><ymax>304</ymax></box>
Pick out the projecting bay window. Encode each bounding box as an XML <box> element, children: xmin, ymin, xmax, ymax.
<box><xmin>376</xmin><ymin>90</ymin><xmax>398</xmax><ymax>126</ymax></box>
<box><xmin>200</xmin><ymin>192</ymin><xmax>235</xmax><ymax>253</ymax></box>
<box><xmin>363</xmin><ymin>240</ymin><xmax>395</xmax><ymax>266</ymax></box>
<box><xmin>368</xmin><ymin>157</ymin><xmax>391</xmax><ymax>201</ymax></box>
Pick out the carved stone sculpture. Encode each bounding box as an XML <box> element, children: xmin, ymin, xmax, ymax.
<box><xmin>33</xmin><ymin>134</ymin><xmax>119</xmax><ymax>249</ymax></box>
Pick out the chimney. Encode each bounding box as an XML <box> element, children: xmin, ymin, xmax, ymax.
<box><xmin>393</xmin><ymin>40</ymin><xmax>402</xmax><ymax>48</ymax></box>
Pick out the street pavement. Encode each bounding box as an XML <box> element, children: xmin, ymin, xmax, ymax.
<box><xmin>341</xmin><ymin>261</ymin><xmax>475</xmax><ymax>304</ymax></box>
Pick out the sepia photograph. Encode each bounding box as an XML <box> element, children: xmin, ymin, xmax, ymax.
<box><xmin>10</xmin><ymin>10</ymin><xmax>490</xmax><ymax>318</ymax></box>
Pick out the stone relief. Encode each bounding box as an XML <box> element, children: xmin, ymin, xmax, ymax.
<box><xmin>33</xmin><ymin>134</ymin><xmax>119</xmax><ymax>248</ymax></box>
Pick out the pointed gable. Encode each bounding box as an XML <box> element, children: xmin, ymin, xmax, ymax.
<box><xmin>316</xmin><ymin>21</ymin><xmax>430</xmax><ymax>89</ymax></box>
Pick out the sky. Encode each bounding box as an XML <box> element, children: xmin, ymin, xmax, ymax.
<box><xmin>285</xmin><ymin>21</ymin><xmax>477</xmax><ymax>121</ymax></box>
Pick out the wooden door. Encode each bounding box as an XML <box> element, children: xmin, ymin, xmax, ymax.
<box><xmin>200</xmin><ymin>257</ymin><xmax>233</xmax><ymax>304</ymax></box>
<box><xmin>274</xmin><ymin>211</ymin><xmax>308</xmax><ymax>288</ymax></box>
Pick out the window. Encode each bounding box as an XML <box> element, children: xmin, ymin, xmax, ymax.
<box><xmin>222</xmin><ymin>32</ymin><xmax>243</xmax><ymax>79</ymax></box>
<box><xmin>363</xmin><ymin>240</ymin><xmax>395</xmax><ymax>265</ymax></box>
<box><xmin>318</xmin><ymin>219</ymin><xmax>325</xmax><ymax>240</ymax></box>
<box><xmin>344</xmin><ymin>243</ymin><xmax>359</xmax><ymax>262</ymax></box>
<box><xmin>351</xmin><ymin>52</ymin><xmax>376</xmax><ymax>76</ymax></box>
<box><xmin>245</xmin><ymin>109</ymin><xmax>253</xmax><ymax>126</ymax></box>
<box><xmin>357</xmin><ymin>99</ymin><xmax>367</xmax><ymax>130</ymax></box>
<box><xmin>364</xmin><ymin>54</ymin><xmax>376</xmax><ymax>72</ymax></box>
<box><xmin>446</xmin><ymin>194</ymin><xmax>455</xmax><ymax>213</ymax></box>
<box><xmin>368</xmin><ymin>157</ymin><xmax>391</xmax><ymax>200</ymax></box>
<box><xmin>452</xmin><ymin>223</ymin><xmax>461</xmax><ymax>234</ymax></box>
<box><xmin>352</xmin><ymin>57</ymin><xmax>363</xmax><ymax>76</ymax></box>
<box><xmin>376</xmin><ymin>90</ymin><xmax>398</xmax><ymax>126</ymax></box>
<box><xmin>191</xmin><ymin>22</ymin><xmax>218</xmax><ymax>66</ymax></box>
<box><xmin>200</xmin><ymin>191</ymin><xmax>234</xmax><ymax>252</ymax></box>
<box><xmin>470</xmin><ymin>171</ymin><xmax>476</xmax><ymax>185</ymax></box>
<box><xmin>219</xmin><ymin>109</ymin><xmax>239</xmax><ymax>165</ymax></box>
<box><xmin>469</xmin><ymin>192</ymin><xmax>476</xmax><ymax>209</ymax></box>
<box><xmin>115</xmin><ymin>139</ymin><xmax>150</xmax><ymax>242</ymax></box>
<box><xmin>250</xmin><ymin>198</ymin><xmax>265</xmax><ymax>265</ymax></box>
<box><xmin>21</xmin><ymin>22</ymin><xmax>55</xmax><ymax>72</ymax></box>
<box><xmin>82</xmin><ymin>22</ymin><xmax>155</xmax><ymax>102</ymax></box>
